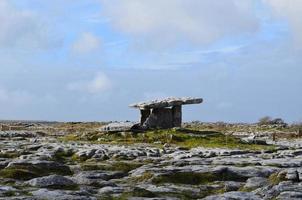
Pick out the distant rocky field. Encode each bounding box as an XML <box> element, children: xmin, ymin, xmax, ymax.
<box><xmin>0</xmin><ymin>121</ymin><xmax>302</xmax><ymax>200</ymax></box>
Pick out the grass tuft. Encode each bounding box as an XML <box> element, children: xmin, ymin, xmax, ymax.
<box><xmin>61</xmin><ymin>128</ymin><xmax>275</xmax><ymax>151</ymax></box>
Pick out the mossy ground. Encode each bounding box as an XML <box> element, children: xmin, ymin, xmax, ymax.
<box><xmin>0</xmin><ymin>163</ymin><xmax>73</xmax><ymax>180</ymax></box>
<box><xmin>61</xmin><ymin>128</ymin><xmax>275</xmax><ymax>150</ymax></box>
<box><xmin>0</xmin><ymin>168</ymin><xmax>38</xmax><ymax>180</ymax></box>
<box><xmin>0</xmin><ymin>152</ymin><xmax>20</xmax><ymax>159</ymax></box>
<box><xmin>268</xmin><ymin>172</ymin><xmax>286</xmax><ymax>185</ymax></box>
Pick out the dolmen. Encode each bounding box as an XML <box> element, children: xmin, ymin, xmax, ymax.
<box><xmin>130</xmin><ymin>97</ymin><xmax>203</xmax><ymax>129</ymax></box>
<box><xmin>101</xmin><ymin>97</ymin><xmax>203</xmax><ymax>132</ymax></box>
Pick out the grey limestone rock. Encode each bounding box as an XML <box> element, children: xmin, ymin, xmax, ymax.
<box><xmin>26</xmin><ymin>175</ymin><xmax>76</xmax><ymax>189</ymax></box>
<box><xmin>31</xmin><ymin>189</ymin><xmax>96</xmax><ymax>200</ymax></box>
<box><xmin>130</xmin><ymin>97</ymin><xmax>203</xmax><ymax>129</ymax></box>
<box><xmin>244</xmin><ymin>177</ymin><xmax>269</xmax><ymax>190</ymax></box>
<box><xmin>202</xmin><ymin>191</ymin><xmax>262</xmax><ymax>200</ymax></box>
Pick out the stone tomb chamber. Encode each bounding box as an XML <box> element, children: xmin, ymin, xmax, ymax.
<box><xmin>130</xmin><ymin>97</ymin><xmax>203</xmax><ymax>129</ymax></box>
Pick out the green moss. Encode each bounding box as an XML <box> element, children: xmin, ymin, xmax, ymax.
<box><xmin>2</xmin><ymin>190</ymin><xmax>16</xmax><ymax>197</ymax></box>
<box><xmin>132</xmin><ymin>172</ymin><xmax>154</xmax><ymax>182</ymax></box>
<box><xmin>0</xmin><ymin>152</ymin><xmax>20</xmax><ymax>159</ymax></box>
<box><xmin>152</xmin><ymin>172</ymin><xmax>219</xmax><ymax>185</ymax></box>
<box><xmin>239</xmin><ymin>186</ymin><xmax>255</xmax><ymax>192</ymax></box>
<box><xmin>59</xmin><ymin>134</ymin><xmax>79</xmax><ymax>142</ymax></box>
<box><xmin>0</xmin><ymin>162</ymin><xmax>72</xmax><ymax>181</ymax></box>
<box><xmin>62</xmin><ymin>128</ymin><xmax>275</xmax><ymax>151</ymax></box>
<box><xmin>21</xmin><ymin>190</ymin><xmax>33</xmax><ymax>196</ymax></box>
<box><xmin>52</xmin><ymin>150</ymin><xmax>75</xmax><ymax>163</ymax></box>
<box><xmin>71</xmin><ymin>154</ymin><xmax>87</xmax><ymax>162</ymax></box>
<box><xmin>269</xmin><ymin>172</ymin><xmax>286</xmax><ymax>185</ymax></box>
<box><xmin>0</xmin><ymin>168</ymin><xmax>39</xmax><ymax>180</ymax></box>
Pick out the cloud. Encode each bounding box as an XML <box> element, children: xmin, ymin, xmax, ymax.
<box><xmin>72</xmin><ymin>32</ymin><xmax>101</xmax><ymax>54</ymax></box>
<box><xmin>67</xmin><ymin>72</ymin><xmax>112</xmax><ymax>94</ymax></box>
<box><xmin>0</xmin><ymin>0</ymin><xmax>61</xmax><ymax>49</ymax></box>
<box><xmin>264</xmin><ymin>0</ymin><xmax>302</xmax><ymax>47</ymax></box>
<box><xmin>101</xmin><ymin>0</ymin><xmax>259</xmax><ymax>48</ymax></box>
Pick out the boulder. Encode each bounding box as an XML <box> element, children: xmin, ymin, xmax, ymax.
<box><xmin>1</xmin><ymin>160</ymin><xmax>72</xmax><ymax>180</ymax></box>
<box><xmin>98</xmin><ymin>186</ymin><xmax>124</xmax><ymax>195</ymax></box>
<box><xmin>27</xmin><ymin>175</ymin><xmax>77</xmax><ymax>189</ymax></box>
<box><xmin>31</xmin><ymin>189</ymin><xmax>96</xmax><ymax>200</ymax></box>
<box><xmin>244</xmin><ymin>177</ymin><xmax>269</xmax><ymax>190</ymax></box>
<box><xmin>100</xmin><ymin>122</ymin><xmax>136</xmax><ymax>132</ymax></box>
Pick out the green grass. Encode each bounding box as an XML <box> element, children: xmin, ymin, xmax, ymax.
<box><xmin>2</xmin><ymin>190</ymin><xmax>16</xmax><ymax>197</ymax></box>
<box><xmin>61</xmin><ymin>128</ymin><xmax>275</xmax><ymax>150</ymax></box>
<box><xmin>132</xmin><ymin>172</ymin><xmax>154</xmax><ymax>182</ymax></box>
<box><xmin>52</xmin><ymin>150</ymin><xmax>75</xmax><ymax>163</ymax></box>
<box><xmin>268</xmin><ymin>172</ymin><xmax>286</xmax><ymax>185</ymax></box>
<box><xmin>0</xmin><ymin>162</ymin><xmax>73</xmax><ymax>180</ymax></box>
<box><xmin>0</xmin><ymin>152</ymin><xmax>20</xmax><ymax>159</ymax></box>
<box><xmin>0</xmin><ymin>168</ymin><xmax>38</xmax><ymax>180</ymax></box>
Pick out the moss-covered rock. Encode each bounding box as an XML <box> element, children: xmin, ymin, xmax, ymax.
<box><xmin>0</xmin><ymin>168</ymin><xmax>38</xmax><ymax>180</ymax></box>
<box><xmin>0</xmin><ymin>160</ymin><xmax>72</xmax><ymax>180</ymax></box>
<box><xmin>152</xmin><ymin>172</ymin><xmax>219</xmax><ymax>185</ymax></box>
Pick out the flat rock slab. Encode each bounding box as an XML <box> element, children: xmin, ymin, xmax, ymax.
<box><xmin>26</xmin><ymin>175</ymin><xmax>76</xmax><ymax>189</ymax></box>
<box><xmin>203</xmin><ymin>191</ymin><xmax>262</xmax><ymax>200</ymax></box>
<box><xmin>100</xmin><ymin>122</ymin><xmax>136</xmax><ymax>132</ymax></box>
<box><xmin>129</xmin><ymin>97</ymin><xmax>203</xmax><ymax>109</ymax></box>
<box><xmin>31</xmin><ymin>189</ymin><xmax>96</xmax><ymax>200</ymax></box>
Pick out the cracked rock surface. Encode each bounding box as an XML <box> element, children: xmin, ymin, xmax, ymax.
<box><xmin>1</xmin><ymin>127</ymin><xmax>302</xmax><ymax>200</ymax></box>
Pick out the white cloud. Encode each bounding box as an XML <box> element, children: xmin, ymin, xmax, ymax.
<box><xmin>101</xmin><ymin>0</ymin><xmax>259</xmax><ymax>48</ymax></box>
<box><xmin>72</xmin><ymin>32</ymin><xmax>101</xmax><ymax>54</ymax></box>
<box><xmin>67</xmin><ymin>72</ymin><xmax>112</xmax><ymax>94</ymax></box>
<box><xmin>0</xmin><ymin>0</ymin><xmax>61</xmax><ymax>49</ymax></box>
<box><xmin>264</xmin><ymin>0</ymin><xmax>302</xmax><ymax>47</ymax></box>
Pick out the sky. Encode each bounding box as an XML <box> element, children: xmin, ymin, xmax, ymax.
<box><xmin>0</xmin><ymin>0</ymin><xmax>301</xmax><ymax>123</ymax></box>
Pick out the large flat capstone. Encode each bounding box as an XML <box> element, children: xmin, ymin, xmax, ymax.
<box><xmin>129</xmin><ymin>97</ymin><xmax>203</xmax><ymax>110</ymax></box>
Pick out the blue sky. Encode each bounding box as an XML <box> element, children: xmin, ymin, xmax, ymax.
<box><xmin>0</xmin><ymin>0</ymin><xmax>301</xmax><ymax>123</ymax></box>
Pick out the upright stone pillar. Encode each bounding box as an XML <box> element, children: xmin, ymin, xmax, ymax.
<box><xmin>172</xmin><ymin>105</ymin><xmax>182</xmax><ymax>127</ymax></box>
<box><xmin>140</xmin><ymin>109</ymin><xmax>150</xmax><ymax>125</ymax></box>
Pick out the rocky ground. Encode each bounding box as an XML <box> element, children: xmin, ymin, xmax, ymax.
<box><xmin>0</xmin><ymin>122</ymin><xmax>302</xmax><ymax>199</ymax></box>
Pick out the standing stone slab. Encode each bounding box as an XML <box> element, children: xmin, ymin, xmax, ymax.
<box><xmin>140</xmin><ymin>110</ymin><xmax>150</xmax><ymax>126</ymax></box>
<box><xmin>172</xmin><ymin>105</ymin><xmax>182</xmax><ymax>127</ymax></box>
<box><xmin>143</xmin><ymin>108</ymin><xmax>173</xmax><ymax>129</ymax></box>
